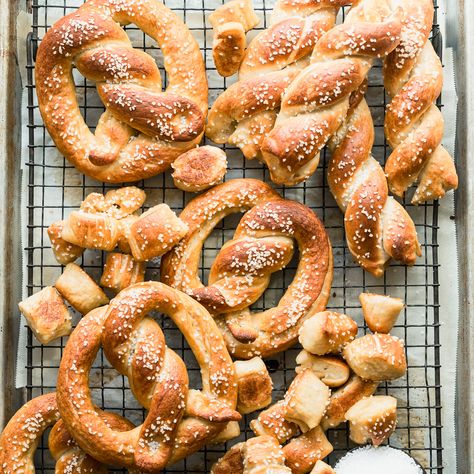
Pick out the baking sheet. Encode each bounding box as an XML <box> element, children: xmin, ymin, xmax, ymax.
<box><xmin>13</xmin><ymin>0</ymin><xmax>459</xmax><ymax>471</ymax></box>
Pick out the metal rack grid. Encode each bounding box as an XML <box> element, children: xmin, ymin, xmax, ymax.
<box><xmin>24</xmin><ymin>0</ymin><xmax>444</xmax><ymax>471</ymax></box>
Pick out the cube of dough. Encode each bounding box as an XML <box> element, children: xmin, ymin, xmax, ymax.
<box><xmin>345</xmin><ymin>395</ymin><xmax>397</xmax><ymax>446</ymax></box>
<box><xmin>234</xmin><ymin>357</ymin><xmax>273</xmax><ymax>414</ymax></box>
<box><xmin>210</xmin><ymin>421</ymin><xmax>241</xmax><ymax>444</ymax></box>
<box><xmin>55</xmin><ymin>263</ymin><xmax>109</xmax><ymax>315</ymax></box>
<box><xmin>127</xmin><ymin>204</ymin><xmax>189</xmax><ymax>261</ymax></box>
<box><xmin>343</xmin><ymin>334</ymin><xmax>407</xmax><ymax>381</ymax></box>
<box><xmin>298</xmin><ymin>311</ymin><xmax>358</xmax><ymax>355</ymax></box>
<box><xmin>295</xmin><ymin>350</ymin><xmax>350</xmax><ymax>388</ymax></box>
<box><xmin>100</xmin><ymin>253</ymin><xmax>146</xmax><ymax>293</ymax></box>
<box><xmin>283</xmin><ymin>426</ymin><xmax>333</xmax><ymax>474</ymax></box>
<box><xmin>242</xmin><ymin>436</ymin><xmax>291</xmax><ymax>474</ymax></box>
<box><xmin>311</xmin><ymin>460</ymin><xmax>335</xmax><ymax>474</ymax></box>
<box><xmin>359</xmin><ymin>293</ymin><xmax>404</xmax><ymax>333</ymax></box>
<box><xmin>18</xmin><ymin>286</ymin><xmax>72</xmax><ymax>344</ymax></box>
<box><xmin>250</xmin><ymin>400</ymin><xmax>299</xmax><ymax>444</ymax></box>
<box><xmin>47</xmin><ymin>221</ymin><xmax>83</xmax><ymax>265</ymax></box>
<box><xmin>283</xmin><ymin>369</ymin><xmax>331</xmax><ymax>432</ymax></box>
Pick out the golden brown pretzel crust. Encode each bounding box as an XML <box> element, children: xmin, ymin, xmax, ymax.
<box><xmin>161</xmin><ymin>179</ymin><xmax>333</xmax><ymax>358</ymax></box>
<box><xmin>0</xmin><ymin>393</ymin><xmax>112</xmax><ymax>473</ymax></box>
<box><xmin>327</xmin><ymin>97</ymin><xmax>420</xmax><ymax>276</ymax></box>
<box><xmin>36</xmin><ymin>0</ymin><xmax>207</xmax><ymax>183</ymax></box>
<box><xmin>383</xmin><ymin>0</ymin><xmax>457</xmax><ymax>203</ymax></box>
<box><xmin>57</xmin><ymin>283</ymin><xmax>240</xmax><ymax>472</ymax></box>
<box><xmin>206</xmin><ymin>0</ymin><xmax>349</xmax><ymax>160</ymax></box>
<box><xmin>260</xmin><ymin>0</ymin><xmax>402</xmax><ymax>185</ymax></box>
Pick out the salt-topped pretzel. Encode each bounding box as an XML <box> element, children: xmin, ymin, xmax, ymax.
<box><xmin>0</xmin><ymin>392</ymin><xmax>125</xmax><ymax>473</ymax></box>
<box><xmin>36</xmin><ymin>0</ymin><xmax>207</xmax><ymax>183</ymax></box>
<box><xmin>57</xmin><ymin>284</ymin><xmax>240</xmax><ymax>471</ymax></box>
<box><xmin>260</xmin><ymin>0</ymin><xmax>402</xmax><ymax>185</ymax></box>
<box><xmin>206</xmin><ymin>0</ymin><xmax>349</xmax><ymax>159</ymax></box>
<box><xmin>327</xmin><ymin>94</ymin><xmax>421</xmax><ymax>276</ymax></box>
<box><xmin>383</xmin><ymin>0</ymin><xmax>457</xmax><ymax>203</ymax></box>
<box><xmin>161</xmin><ymin>179</ymin><xmax>333</xmax><ymax>358</ymax></box>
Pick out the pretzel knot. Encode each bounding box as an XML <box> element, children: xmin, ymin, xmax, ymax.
<box><xmin>36</xmin><ymin>0</ymin><xmax>207</xmax><ymax>182</ymax></box>
<box><xmin>57</xmin><ymin>283</ymin><xmax>240</xmax><ymax>472</ymax></box>
<box><xmin>161</xmin><ymin>179</ymin><xmax>333</xmax><ymax>359</ymax></box>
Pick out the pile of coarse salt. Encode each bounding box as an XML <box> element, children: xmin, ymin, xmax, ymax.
<box><xmin>335</xmin><ymin>446</ymin><xmax>424</xmax><ymax>474</ymax></box>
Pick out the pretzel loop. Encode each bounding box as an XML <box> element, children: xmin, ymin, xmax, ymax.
<box><xmin>57</xmin><ymin>284</ymin><xmax>240</xmax><ymax>472</ymax></box>
<box><xmin>161</xmin><ymin>179</ymin><xmax>333</xmax><ymax>358</ymax></box>
<box><xmin>36</xmin><ymin>0</ymin><xmax>208</xmax><ymax>182</ymax></box>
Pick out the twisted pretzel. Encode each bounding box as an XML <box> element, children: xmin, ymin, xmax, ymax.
<box><xmin>161</xmin><ymin>179</ymin><xmax>333</xmax><ymax>358</ymax></box>
<box><xmin>206</xmin><ymin>0</ymin><xmax>349</xmax><ymax>160</ymax></box>
<box><xmin>0</xmin><ymin>393</ymin><xmax>130</xmax><ymax>473</ymax></box>
<box><xmin>260</xmin><ymin>0</ymin><xmax>402</xmax><ymax>185</ymax></box>
<box><xmin>57</xmin><ymin>284</ymin><xmax>240</xmax><ymax>472</ymax></box>
<box><xmin>36</xmin><ymin>0</ymin><xmax>207</xmax><ymax>183</ymax></box>
<box><xmin>327</xmin><ymin>90</ymin><xmax>421</xmax><ymax>276</ymax></box>
<box><xmin>383</xmin><ymin>0</ymin><xmax>458</xmax><ymax>203</ymax></box>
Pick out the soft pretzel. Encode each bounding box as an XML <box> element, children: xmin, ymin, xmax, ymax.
<box><xmin>327</xmin><ymin>93</ymin><xmax>421</xmax><ymax>276</ymax></box>
<box><xmin>57</xmin><ymin>283</ymin><xmax>240</xmax><ymax>471</ymax></box>
<box><xmin>206</xmin><ymin>0</ymin><xmax>349</xmax><ymax>159</ymax></box>
<box><xmin>209</xmin><ymin>0</ymin><xmax>260</xmax><ymax>77</ymax></box>
<box><xmin>36</xmin><ymin>0</ymin><xmax>207</xmax><ymax>183</ymax></box>
<box><xmin>0</xmin><ymin>393</ymin><xmax>123</xmax><ymax>473</ymax></box>
<box><xmin>260</xmin><ymin>0</ymin><xmax>402</xmax><ymax>185</ymax></box>
<box><xmin>161</xmin><ymin>179</ymin><xmax>333</xmax><ymax>358</ymax></box>
<box><xmin>383</xmin><ymin>0</ymin><xmax>458</xmax><ymax>203</ymax></box>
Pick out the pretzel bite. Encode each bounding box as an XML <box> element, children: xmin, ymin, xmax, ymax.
<box><xmin>359</xmin><ymin>293</ymin><xmax>404</xmax><ymax>333</ymax></box>
<box><xmin>311</xmin><ymin>460</ymin><xmax>336</xmax><ymax>474</ymax></box>
<box><xmin>295</xmin><ymin>350</ymin><xmax>350</xmax><ymax>387</ymax></box>
<box><xmin>345</xmin><ymin>395</ymin><xmax>397</xmax><ymax>446</ymax></box>
<box><xmin>172</xmin><ymin>146</ymin><xmax>228</xmax><ymax>192</ymax></box>
<box><xmin>47</xmin><ymin>220</ymin><xmax>84</xmax><ymax>265</ymax></box>
<box><xmin>283</xmin><ymin>369</ymin><xmax>330</xmax><ymax>433</ymax></box>
<box><xmin>234</xmin><ymin>357</ymin><xmax>273</xmax><ymax>414</ymax></box>
<box><xmin>243</xmin><ymin>435</ymin><xmax>291</xmax><ymax>474</ymax></box>
<box><xmin>18</xmin><ymin>286</ymin><xmax>72</xmax><ymax>344</ymax></box>
<box><xmin>343</xmin><ymin>334</ymin><xmax>407</xmax><ymax>381</ymax></box>
<box><xmin>298</xmin><ymin>311</ymin><xmax>358</xmax><ymax>355</ymax></box>
<box><xmin>55</xmin><ymin>263</ymin><xmax>108</xmax><ymax>315</ymax></box>
<box><xmin>127</xmin><ymin>204</ymin><xmax>188</xmax><ymax>261</ymax></box>
<box><xmin>100</xmin><ymin>253</ymin><xmax>146</xmax><ymax>293</ymax></box>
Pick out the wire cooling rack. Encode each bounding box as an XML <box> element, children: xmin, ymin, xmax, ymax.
<box><xmin>24</xmin><ymin>0</ymin><xmax>444</xmax><ymax>471</ymax></box>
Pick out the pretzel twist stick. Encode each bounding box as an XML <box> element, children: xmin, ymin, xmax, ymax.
<box><xmin>383</xmin><ymin>0</ymin><xmax>458</xmax><ymax>203</ymax></box>
<box><xmin>260</xmin><ymin>0</ymin><xmax>402</xmax><ymax>185</ymax></box>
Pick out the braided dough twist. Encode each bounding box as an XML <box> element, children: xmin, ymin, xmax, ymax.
<box><xmin>161</xmin><ymin>179</ymin><xmax>333</xmax><ymax>358</ymax></box>
<box><xmin>383</xmin><ymin>0</ymin><xmax>458</xmax><ymax>203</ymax></box>
<box><xmin>0</xmin><ymin>393</ymin><xmax>130</xmax><ymax>473</ymax></box>
<box><xmin>36</xmin><ymin>0</ymin><xmax>207</xmax><ymax>183</ymax></box>
<box><xmin>206</xmin><ymin>0</ymin><xmax>349</xmax><ymax>160</ymax></box>
<box><xmin>327</xmin><ymin>92</ymin><xmax>421</xmax><ymax>276</ymax></box>
<box><xmin>260</xmin><ymin>0</ymin><xmax>402</xmax><ymax>185</ymax></box>
<box><xmin>57</xmin><ymin>284</ymin><xmax>240</xmax><ymax>471</ymax></box>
